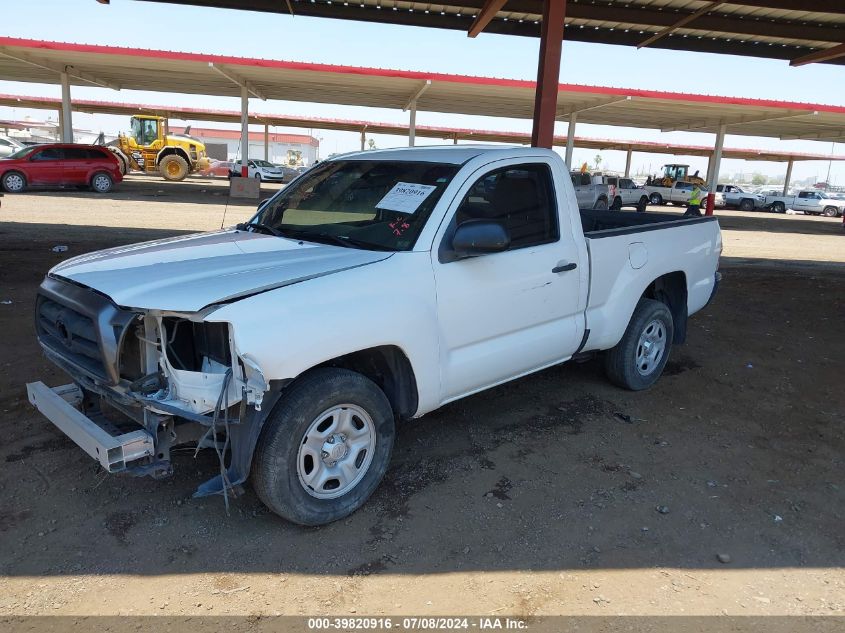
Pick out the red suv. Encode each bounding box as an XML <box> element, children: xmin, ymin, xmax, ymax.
<box><xmin>0</xmin><ymin>143</ymin><xmax>123</xmax><ymax>194</ymax></box>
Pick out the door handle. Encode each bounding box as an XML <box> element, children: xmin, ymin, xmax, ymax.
<box><xmin>552</xmin><ymin>262</ymin><xmax>577</xmax><ymax>273</ymax></box>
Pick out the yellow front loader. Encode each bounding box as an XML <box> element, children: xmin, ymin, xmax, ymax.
<box><xmin>109</xmin><ymin>115</ymin><xmax>210</xmax><ymax>182</ymax></box>
<box><xmin>651</xmin><ymin>164</ymin><xmax>707</xmax><ymax>187</ymax></box>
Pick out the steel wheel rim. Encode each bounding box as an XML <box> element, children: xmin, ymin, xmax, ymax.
<box><xmin>296</xmin><ymin>404</ymin><xmax>376</xmax><ymax>500</ymax></box>
<box><xmin>93</xmin><ymin>175</ymin><xmax>110</xmax><ymax>191</ymax></box>
<box><xmin>5</xmin><ymin>174</ymin><xmax>23</xmax><ymax>191</ymax></box>
<box><xmin>635</xmin><ymin>319</ymin><xmax>667</xmax><ymax>376</ymax></box>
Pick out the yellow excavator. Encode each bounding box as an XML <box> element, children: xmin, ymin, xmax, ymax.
<box><xmin>108</xmin><ymin>115</ymin><xmax>210</xmax><ymax>181</ymax></box>
<box><xmin>650</xmin><ymin>164</ymin><xmax>706</xmax><ymax>187</ymax></box>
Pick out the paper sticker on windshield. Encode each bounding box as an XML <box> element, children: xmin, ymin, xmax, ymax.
<box><xmin>376</xmin><ymin>182</ymin><xmax>437</xmax><ymax>214</ymax></box>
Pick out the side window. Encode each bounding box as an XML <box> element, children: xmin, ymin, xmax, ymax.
<box><xmin>620</xmin><ymin>178</ymin><xmax>633</xmax><ymax>189</ymax></box>
<box><xmin>798</xmin><ymin>191</ymin><xmax>809</xmax><ymax>199</ymax></box>
<box><xmin>63</xmin><ymin>147</ymin><xmax>88</xmax><ymax>160</ymax></box>
<box><xmin>86</xmin><ymin>148</ymin><xmax>108</xmax><ymax>159</ymax></box>
<box><xmin>31</xmin><ymin>148</ymin><xmax>64</xmax><ymax>161</ymax></box>
<box><xmin>454</xmin><ymin>163</ymin><xmax>558</xmax><ymax>251</ymax></box>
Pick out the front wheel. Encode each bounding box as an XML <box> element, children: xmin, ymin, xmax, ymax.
<box><xmin>158</xmin><ymin>154</ymin><xmax>190</xmax><ymax>181</ymax></box>
<box><xmin>254</xmin><ymin>173</ymin><xmax>262</xmax><ymax>182</ymax></box>
<box><xmin>610</xmin><ymin>196</ymin><xmax>622</xmax><ymax>211</ymax></box>
<box><xmin>604</xmin><ymin>298</ymin><xmax>674</xmax><ymax>391</ymax></box>
<box><xmin>739</xmin><ymin>199</ymin><xmax>754</xmax><ymax>212</ymax></box>
<box><xmin>90</xmin><ymin>171</ymin><xmax>114</xmax><ymax>193</ymax></box>
<box><xmin>2</xmin><ymin>171</ymin><xmax>26</xmax><ymax>193</ymax></box>
<box><xmin>252</xmin><ymin>368</ymin><xmax>395</xmax><ymax>526</ymax></box>
<box><xmin>823</xmin><ymin>206</ymin><xmax>839</xmax><ymax>218</ymax></box>
<box><xmin>650</xmin><ymin>193</ymin><xmax>663</xmax><ymax>205</ymax></box>
<box><xmin>771</xmin><ymin>202</ymin><xmax>785</xmax><ymax>214</ymax></box>
<box><xmin>636</xmin><ymin>197</ymin><xmax>648</xmax><ymax>213</ymax></box>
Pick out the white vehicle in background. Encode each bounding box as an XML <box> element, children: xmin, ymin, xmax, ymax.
<box><xmin>0</xmin><ymin>135</ymin><xmax>24</xmax><ymax>158</ymax></box>
<box><xmin>715</xmin><ymin>184</ymin><xmax>765</xmax><ymax>211</ymax></box>
<box><xmin>570</xmin><ymin>171</ymin><xmax>611</xmax><ymax>210</ymax></box>
<box><xmin>26</xmin><ymin>146</ymin><xmax>721</xmax><ymax>526</ymax></box>
<box><xmin>230</xmin><ymin>159</ymin><xmax>295</xmax><ymax>183</ymax></box>
<box><xmin>763</xmin><ymin>189</ymin><xmax>845</xmax><ymax>216</ymax></box>
<box><xmin>601</xmin><ymin>175</ymin><xmax>650</xmax><ymax>212</ymax></box>
<box><xmin>645</xmin><ymin>181</ymin><xmax>708</xmax><ymax>206</ymax></box>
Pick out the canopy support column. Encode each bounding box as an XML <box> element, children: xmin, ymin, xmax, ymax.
<box><xmin>564</xmin><ymin>112</ymin><xmax>576</xmax><ymax>168</ymax></box>
<box><xmin>240</xmin><ymin>86</ymin><xmax>249</xmax><ymax>177</ymax></box>
<box><xmin>624</xmin><ymin>148</ymin><xmax>632</xmax><ymax>178</ymax></box>
<box><xmin>705</xmin><ymin>123</ymin><xmax>726</xmax><ymax>216</ymax></box>
<box><xmin>408</xmin><ymin>100</ymin><xmax>417</xmax><ymax>147</ymax></box>
<box><xmin>360</xmin><ymin>128</ymin><xmax>366</xmax><ymax>151</ymax></box>
<box><xmin>531</xmin><ymin>0</ymin><xmax>567</xmax><ymax>148</ymax></box>
<box><xmin>264</xmin><ymin>124</ymin><xmax>269</xmax><ymax>162</ymax></box>
<box><xmin>783</xmin><ymin>158</ymin><xmax>794</xmax><ymax>196</ymax></box>
<box><xmin>60</xmin><ymin>71</ymin><xmax>73</xmax><ymax>143</ymax></box>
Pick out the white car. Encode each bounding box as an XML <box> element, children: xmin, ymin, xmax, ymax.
<box><xmin>0</xmin><ymin>135</ymin><xmax>25</xmax><ymax>159</ymax></box>
<box><xmin>230</xmin><ymin>159</ymin><xmax>290</xmax><ymax>182</ymax></box>
<box><xmin>27</xmin><ymin>146</ymin><xmax>721</xmax><ymax>526</ymax></box>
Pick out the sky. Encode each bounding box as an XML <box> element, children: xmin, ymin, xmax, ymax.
<box><xmin>2</xmin><ymin>0</ymin><xmax>844</xmax><ymax>183</ymax></box>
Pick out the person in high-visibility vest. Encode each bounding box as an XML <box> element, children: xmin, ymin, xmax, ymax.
<box><xmin>686</xmin><ymin>184</ymin><xmax>703</xmax><ymax>216</ymax></box>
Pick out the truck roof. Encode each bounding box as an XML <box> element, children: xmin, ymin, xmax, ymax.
<box><xmin>337</xmin><ymin>145</ymin><xmax>560</xmax><ymax>165</ymax></box>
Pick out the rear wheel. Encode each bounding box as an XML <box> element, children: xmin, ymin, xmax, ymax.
<box><xmin>636</xmin><ymin>196</ymin><xmax>648</xmax><ymax>213</ymax></box>
<box><xmin>772</xmin><ymin>201</ymin><xmax>785</xmax><ymax>214</ymax></box>
<box><xmin>823</xmin><ymin>206</ymin><xmax>839</xmax><ymax>217</ymax></box>
<box><xmin>252</xmin><ymin>368</ymin><xmax>395</xmax><ymax>526</ymax></box>
<box><xmin>1</xmin><ymin>171</ymin><xmax>26</xmax><ymax>193</ymax></box>
<box><xmin>739</xmin><ymin>198</ymin><xmax>754</xmax><ymax>212</ymax></box>
<box><xmin>593</xmin><ymin>197</ymin><xmax>609</xmax><ymax>211</ymax></box>
<box><xmin>650</xmin><ymin>192</ymin><xmax>663</xmax><ymax>205</ymax></box>
<box><xmin>604</xmin><ymin>298</ymin><xmax>674</xmax><ymax>391</ymax></box>
<box><xmin>158</xmin><ymin>154</ymin><xmax>190</xmax><ymax>181</ymax></box>
<box><xmin>90</xmin><ymin>171</ymin><xmax>113</xmax><ymax>193</ymax></box>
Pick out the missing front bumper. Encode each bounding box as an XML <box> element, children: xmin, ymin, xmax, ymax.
<box><xmin>26</xmin><ymin>381</ymin><xmax>155</xmax><ymax>473</ymax></box>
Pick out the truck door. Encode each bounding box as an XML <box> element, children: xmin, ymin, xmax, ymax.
<box><xmin>432</xmin><ymin>159</ymin><xmax>585</xmax><ymax>401</ymax></box>
<box><xmin>794</xmin><ymin>191</ymin><xmax>814</xmax><ymax>212</ymax></box>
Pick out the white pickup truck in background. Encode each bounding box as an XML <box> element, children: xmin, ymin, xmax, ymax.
<box><xmin>762</xmin><ymin>189</ymin><xmax>845</xmax><ymax>216</ymax></box>
<box><xmin>645</xmin><ymin>180</ymin><xmax>707</xmax><ymax>206</ymax></box>
<box><xmin>601</xmin><ymin>175</ymin><xmax>650</xmax><ymax>212</ymax></box>
<box><xmin>715</xmin><ymin>184</ymin><xmax>765</xmax><ymax>211</ymax></box>
<box><xmin>27</xmin><ymin>146</ymin><xmax>721</xmax><ymax>526</ymax></box>
<box><xmin>570</xmin><ymin>170</ymin><xmax>612</xmax><ymax>210</ymax></box>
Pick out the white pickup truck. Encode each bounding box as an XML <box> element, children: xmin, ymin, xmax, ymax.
<box><xmin>601</xmin><ymin>175</ymin><xmax>650</xmax><ymax>212</ymax></box>
<box><xmin>645</xmin><ymin>180</ymin><xmax>707</xmax><ymax>206</ymax></box>
<box><xmin>762</xmin><ymin>189</ymin><xmax>845</xmax><ymax>216</ymax></box>
<box><xmin>27</xmin><ymin>146</ymin><xmax>721</xmax><ymax>525</ymax></box>
<box><xmin>570</xmin><ymin>170</ymin><xmax>612</xmax><ymax>210</ymax></box>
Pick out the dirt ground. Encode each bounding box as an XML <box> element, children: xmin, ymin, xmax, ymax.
<box><xmin>0</xmin><ymin>176</ymin><xmax>843</xmax><ymax>618</ymax></box>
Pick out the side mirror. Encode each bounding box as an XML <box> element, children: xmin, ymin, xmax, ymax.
<box><xmin>452</xmin><ymin>220</ymin><xmax>510</xmax><ymax>258</ymax></box>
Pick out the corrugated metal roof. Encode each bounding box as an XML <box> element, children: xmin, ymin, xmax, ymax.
<box><xmin>1</xmin><ymin>37</ymin><xmax>844</xmax><ymax>141</ymax></box>
<box><xmin>140</xmin><ymin>1</ymin><xmax>845</xmax><ymax>66</ymax></box>
<box><xmin>3</xmin><ymin>92</ymin><xmax>842</xmax><ymax>162</ymax></box>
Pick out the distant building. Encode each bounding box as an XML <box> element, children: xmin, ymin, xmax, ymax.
<box><xmin>172</xmin><ymin>126</ymin><xmax>319</xmax><ymax>166</ymax></box>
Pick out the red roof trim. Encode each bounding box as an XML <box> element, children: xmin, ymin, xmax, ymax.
<box><xmin>2</xmin><ymin>36</ymin><xmax>845</xmax><ymax>115</ymax></box>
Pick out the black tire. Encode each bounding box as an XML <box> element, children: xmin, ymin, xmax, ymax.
<box><xmin>1</xmin><ymin>170</ymin><xmax>26</xmax><ymax>193</ymax></box>
<box><xmin>823</xmin><ymin>206</ymin><xmax>839</xmax><ymax>218</ymax></box>
<box><xmin>89</xmin><ymin>171</ymin><xmax>113</xmax><ymax>193</ymax></box>
<box><xmin>610</xmin><ymin>196</ymin><xmax>622</xmax><ymax>211</ymax></box>
<box><xmin>593</xmin><ymin>197</ymin><xmax>609</xmax><ymax>211</ymax></box>
<box><xmin>650</xmin><ymin>193</ymin><xmax>663</xmax><ymax>205</ymax></box>
<box><xmin>739</xmin><ymin>198</ymin><xmax>754</xmax><ymax>212</ymax></box>
<box><xmin>252</xmin><ymin>367</ymin><xmax>395</xmax><ymax>526</ymax></box>
<box><xmin>772</xmin><ymin>202</ymin><xmax>785</xmax><ymax>214</ymax></box>
<box><xmin>158</xmin><ymin>154</ymin><xmax>190</xmax><ymax>182</ymax></box>
<box><xmin>604</xmin><ymin>298</ymin><xmax>674</xmax><ymax>391</ymax></box>
<box><xmin>636</xmin><ymin>197</ymin><xmax>648</xmax><ymax>213</ymax></box>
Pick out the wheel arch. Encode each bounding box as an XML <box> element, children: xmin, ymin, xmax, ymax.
<box><xmin>156</xmin><ymin>146</ymin><xmax>191</xmax><ymax>165</ymax></box>
<box><xmin>314</xmin><ymin>345</ymin><xmax>419</xmax><ymax>420</ymax></box>
<box><xmin>642</xmin><ymin>271</ymin><xmax>688</xmax><ymax>344</ymax></box>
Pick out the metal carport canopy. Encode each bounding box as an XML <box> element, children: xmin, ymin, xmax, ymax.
<box><xmin>2</xmin><ymin>92</ymin><xmax>842</xmax><ymax>164</ymax></box>
<box><xmin>137</xmin><ymin>1</ymin><xmax>845</xmax><ymax>68</ymax></box>
<box><xmin>1</xmin><ymin>36</ymin><xmax>845</xmax><ymax>142</ymax></box>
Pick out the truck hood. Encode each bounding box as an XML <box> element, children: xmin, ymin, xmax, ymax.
<box><xmin>49</xmin><ymin>230</ymin><xmax>392</xmax><ymax>312</ymax></box>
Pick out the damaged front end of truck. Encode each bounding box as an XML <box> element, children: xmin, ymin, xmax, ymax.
<box><xmin>27</xmin><ymin>275</ymin><xmax>283</xmax><ymax>500</ymax></box>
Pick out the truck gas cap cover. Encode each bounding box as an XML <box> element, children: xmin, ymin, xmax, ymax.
<box><xmin>628</xmin><ymin>242</ymin><xmax>648</xmax><ymax>269</ymax></box>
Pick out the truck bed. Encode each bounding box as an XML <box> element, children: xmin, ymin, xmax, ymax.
<box><xmin>580</xmin><ymin>209</ymin><xmax>716</xmax><ymax>237</ymax></box>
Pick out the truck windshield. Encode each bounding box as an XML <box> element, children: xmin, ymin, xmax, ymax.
<box><xmin>253</xmin><ymin>159</ymin><xmax>459</xmax><ymax>251</ymax></box>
